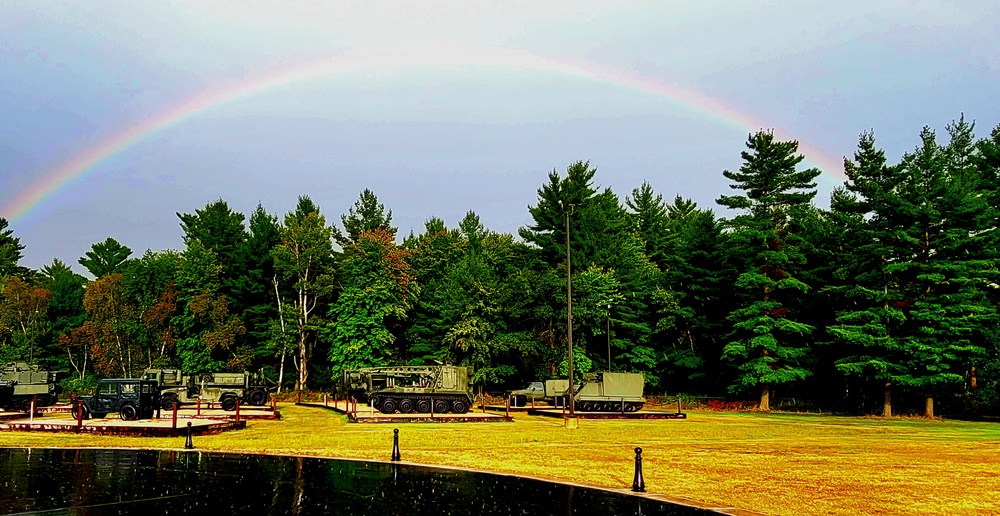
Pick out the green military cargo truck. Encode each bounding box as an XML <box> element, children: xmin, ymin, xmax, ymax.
<box><xmin>143</xmin><ymin>369</ymin><xmax>269</xmax><ymax>411</ymax></box>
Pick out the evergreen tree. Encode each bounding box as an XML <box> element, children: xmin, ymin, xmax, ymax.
<box><xmin>335</xmin><ymin>188</ymin><xmax>397</xmax><ymax>246</ymax></box>
<box><xmin>177</xmin><ymin>199</ymin><xmax>249</xmax><ymax>310</ymax></box>
<box><xmin>0</xmin><ymin>218</ymin><xmax>26</xmax><ymax>278</ymax></box>
<box><xmin>38</xmin><ymin>259</ymin><xmax>87</xmax><ymax>371</ymax></box>
<box><xmin>717</xmin><ymin>130</ymin><xmax>821</xmax><ymax>410</ymax></box>
<box><xmin>401</xmin><ymin>217</ymin><xmax>465</xmax><ymax>364</ymax></box>
<box><xmin>78</xmin><ymin>237</ymin><xmax>132</xmax><ymax>279</ymax></box>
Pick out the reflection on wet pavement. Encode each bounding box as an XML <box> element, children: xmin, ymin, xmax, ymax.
<box><xmin>0</xmin><ymin>448</ymin><xmax>713</xmax><ymax>515</ymax></box>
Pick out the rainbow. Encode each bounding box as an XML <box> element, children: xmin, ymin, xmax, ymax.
<box><xmin>1</xmin><ymin>43</ymin><xmax>845</xmax><ymax>223</ymax></box>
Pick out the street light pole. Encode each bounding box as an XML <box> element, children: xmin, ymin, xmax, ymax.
<box><xmin>607</xmin><ymin>304</ymin><xmax>611</xmax><ymax>371</ymax></box>
<box><xmin>566</xmin><ymin>204</ymin><xmax>575</xmax><ymax>417</ymax></box>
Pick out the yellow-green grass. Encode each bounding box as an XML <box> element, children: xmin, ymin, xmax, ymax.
<box><xmin>3</xmin><ymin>405</ymin><xmax>999</xmax><ymax>516</ymax></box>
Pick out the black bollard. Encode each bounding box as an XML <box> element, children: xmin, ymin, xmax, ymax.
<box><xmin>391</xmin><ymin>428</ymin><xmax>401</xmax><ymax>461</ymax></box>
<box><xmin>185</xmin><ymin>421</ymin><xmax>194</xmax><ymax>449</ymax></box>
<box><xmin>632</xmin><ymin>447</ymin><xmax>645</xmax><ymax>492</ymax></box>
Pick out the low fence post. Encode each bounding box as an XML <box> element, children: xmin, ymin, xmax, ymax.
<box><xmin>632</xmin><ymin>447</ymin><xmax>645</xmax><ymax>492</ymax></box>
<box><xmin>75</xmin><ymin>399</ymin><xmax>83</xmax><ymax>428</ymax></box>
<box><xmin>677</xmin><ymin>396</ymin><xmax>682</xmax><ymax>414</ymax></box>
<box><xmin>324</xmin><ymin>393</ymin><xmax>328</xmax><ymax>407</ymax></box>
<box><xmin>391</xmin><ymin>428</ymin><xmax>401</xmax><ymax>461</ymax></box>
<box><xmin>29</xmin><ymin>396</ymin><xmax>36</xmax><ymax>422</ymax></box>
<box><xmin>235</xmin><ymin>399</ymin><xmax>241</xmax><ymax>423</ymax></box>
<box><xmin>172</xmin><ymin>403</ymin><xmax>179</xmax><ymax>429</ymax></box>
<box><xmin>196</xmin><ymin>397</ymin><xmax>202</xmax><ymax>417</ymax></box>
<box><xmin>505</xmin><ymin>396</ymin><xmax>510</xmax><ymax>418</ymax></box>
<box><xmin>185</xmin><ymin>421</ymin><xmax>194</xmax><ymax>449</ymax></box>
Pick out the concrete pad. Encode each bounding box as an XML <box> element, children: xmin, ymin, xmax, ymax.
<box><xmin>301</xmin><ymin>400</ymin><xmax>513</xmax><ymax>423</ymax></box>
<box><xmin>0</xmin><ymin>414</ymin><xmax>246</xmax><ymax>436</ymax></box>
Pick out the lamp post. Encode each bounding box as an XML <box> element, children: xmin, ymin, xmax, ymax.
<box><xmin>566</xmin><ymin>203</ymin><xmax>575</xmax><ymax>417</ymax></box>
<box><xmin>607</xmin><ymin>304</ymin><xmax>612</xmax><ymax>371</ymax></box>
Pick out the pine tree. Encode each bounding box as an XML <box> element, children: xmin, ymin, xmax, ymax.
<box><xmin>717</xmin><ymin>130</ymin><xmax>821</xmax><ymax>410</ymax></box>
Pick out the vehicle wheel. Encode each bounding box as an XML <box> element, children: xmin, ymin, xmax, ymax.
<box><xmin>433</xmin><ymin>400</ymin><xmax>449</xmax><ymax>414</ymax></box>
<box><xmin>416</xmin><ymin>399</ymin><xmax>431</xmax><ymax>413</ymax></box>
<box><xmin>161</xmin><ymin>394</ymin><xmax>179</xmax><ymax>411</ymax></box>
<box><xmin>71</xmin><ymin>404</ymin><xmax>89</xmax><ymax>420</ymax></box>
<box><xmin>221</xmin><ymin>396</ymin><xmax>238</xmax><ymax>411</ymax></box>
<box><xmin>398</xmin><ymin>399</ymin><xmax>414</xmax><ymax>413</ymax></box>
<box><xmin>248</xmin><ymin>389</ymin><xmax>267</xmax><ymax>406</ymax></box>
<box><xmin>119</xmin><ymin>404</ymin><xmax>138</xmax><ymax>421</ymax></box>
<box><xmin>451</xmin><ymin>400</ymin><xmax>468</xmax><ymax>414</ymax></box>
<box><xmin>602</xmin><ymin>402</ymin><xmax>614</xmax><ymax>412</ymax></box>
<box><xmin>380</xmin><ymin>399</ymin><xmax>397</xmax><ymax>414</ymax></box>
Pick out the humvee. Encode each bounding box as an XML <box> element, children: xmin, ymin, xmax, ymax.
<box><xmin>73</xmin><ymin>379</ymin><xmax>160</xmax><ymax>421</ymax></box>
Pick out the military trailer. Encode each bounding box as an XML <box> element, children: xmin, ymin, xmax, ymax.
<box><xmin>0</xmin><ymin>361</ymin><xmax>61</xmax><ymax>412</ymax></box>
<box><xmin>341</xmin><ymin>365</ymin><xmax>474</xmax><ymax>414</ymax></box>
<box><xmin>72</xmin><ymin>378</ymin><xmax>160</xmax><ymax>421</ymax></box>
<box><xmin>565</xmin><ymin>372</ymin><xmax>645</xmax><ymax>412</ymax></box>
<box><xmin>142</xmin><ymin>368</ymin><xmax>269</xmax><ymax>411</ymax></box>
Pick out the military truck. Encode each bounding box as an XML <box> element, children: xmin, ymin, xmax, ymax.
<box><xmin>142</xmin><ymin>369</ymin><xmax>269</xmax><ymax>411</ymax></box>
<box><xmin>0</xmin><ymin>361</ymin><xmax>61</xmax><ymax>412</ymax></box>
<box><xmin>565</xmin><ymin>372</ymin><xmax>645</xmax><ymax>412</ymax></box>
<box><xmin>341</xmin><ymin>365</ymin><xmax>474</xmax><ymax>414</ymax></box>
<box><xmin>72</xmin><ymin>378</ymin><xmax>160</xmax><ymax>421</ymax></box>
<box><xmin>508</xmin><ymin>379</ymin><xmax>570</xmax><ymax>407</ymax></box>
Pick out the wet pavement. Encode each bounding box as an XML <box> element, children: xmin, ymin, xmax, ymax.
<box><xmin>0</xmin><ymin>448</ymin><xmax>717</xmax><ymax>515</ymax></box>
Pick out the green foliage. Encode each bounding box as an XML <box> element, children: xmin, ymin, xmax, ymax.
<box><xmin>335</xmin><ymin>188</ymin><xmax>397</xmax><ymax>246</ymax></box>
<box><xmin>12</xmin><ymin>118</ymin><xmax>1000</xmax><ymax>416</ymax></box>
<box><xmin>325</xmin><ymin>229</ymin><xmax>412</xmax><ymax>376</ymax></box>
<box><xmin>78</xmin><ymin>237</ymin><xmax>132</xmax><ymax>279</ymax></box>
<box><xmin>717</xmin><ymin>131</ymin><xmax>820</xmax><ymax>404</ymax></box>
<box><xmin>0</xmin><ymin>218</ymin><xmax>26</xmax><ymax>278</ymax></box>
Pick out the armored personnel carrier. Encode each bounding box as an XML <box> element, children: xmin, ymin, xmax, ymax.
<box><xmin>142</xmin><ymin>369</ymin><xmax>269</xmax><ymax>411</ymax></box>
<box><xmin>0</xmin><ymin>361</ymin><xmax>61</xmax><ymax>412</ymax></box>
<box><xmin>567</xmin><ymin>372</ymin><xmax>645</xmax><ymax>412</ymax></box>
<box><xmin>341</xmin><ymin>365</ymin><xmax>474</xmax><ymax>414</ymax></box>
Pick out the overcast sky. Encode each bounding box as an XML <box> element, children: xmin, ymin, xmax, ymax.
<box><xmin>2</xmin><ymin>1</ymin><xmax>998</xmax><ymax>271</ymax></box>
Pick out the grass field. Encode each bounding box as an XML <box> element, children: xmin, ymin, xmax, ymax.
<box><xmin>2</xmin><ymin>404</ymin><xmax>999</xmax><ymax>515</ymax></box>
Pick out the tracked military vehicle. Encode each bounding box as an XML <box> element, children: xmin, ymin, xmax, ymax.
<box><xmin>566</xmin><ymin>372</ymin><xmax>645</xmax><ymax>412</ymax></box>
<box><xmin>0</xmin><ymin>361</ymin><xmax>61</xmax><ymax>412</ymax></box>
<box><xmin>341</xmin><ymin>365</ymin><xmax>474</xmax><ymax>414</ymax></box>
<box><xmin>142</xmin><ymin>368</ymin><xmax>269</xmax><ymax>411</ymax></box>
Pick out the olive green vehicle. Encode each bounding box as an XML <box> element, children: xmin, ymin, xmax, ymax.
<box><xmin>142</xmin><ymin>369</ymin><xmax>270</xmax><ymax>411</ymax></box>
<box><xmin>72</xmin><ymin>378</ymin><xmax>160</xmax><ymax>421</ymax></box>
<box><xmin>565</xmin><ymin>372</ymin><xmax>646</xmax><ymax>412</ymax></box>
<box><xmin>341</xmin><ymin>365</ymin><xmax>474</xmax><ymax>414</ymax></box>
<box><xmin>507</xmin><ymin>379</ymin><xmax>571</xmax><ymax>407</ymax></box>
<box><xmin>0</xmin><ymin>361</ymin><xmax>61</xmax><ymax>412</ymax></box>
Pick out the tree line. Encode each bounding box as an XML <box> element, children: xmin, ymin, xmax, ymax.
<box><xmin>2</xmin><ymin>116</ymin><xmax>999</xmax><ymax>417</ymax></box>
